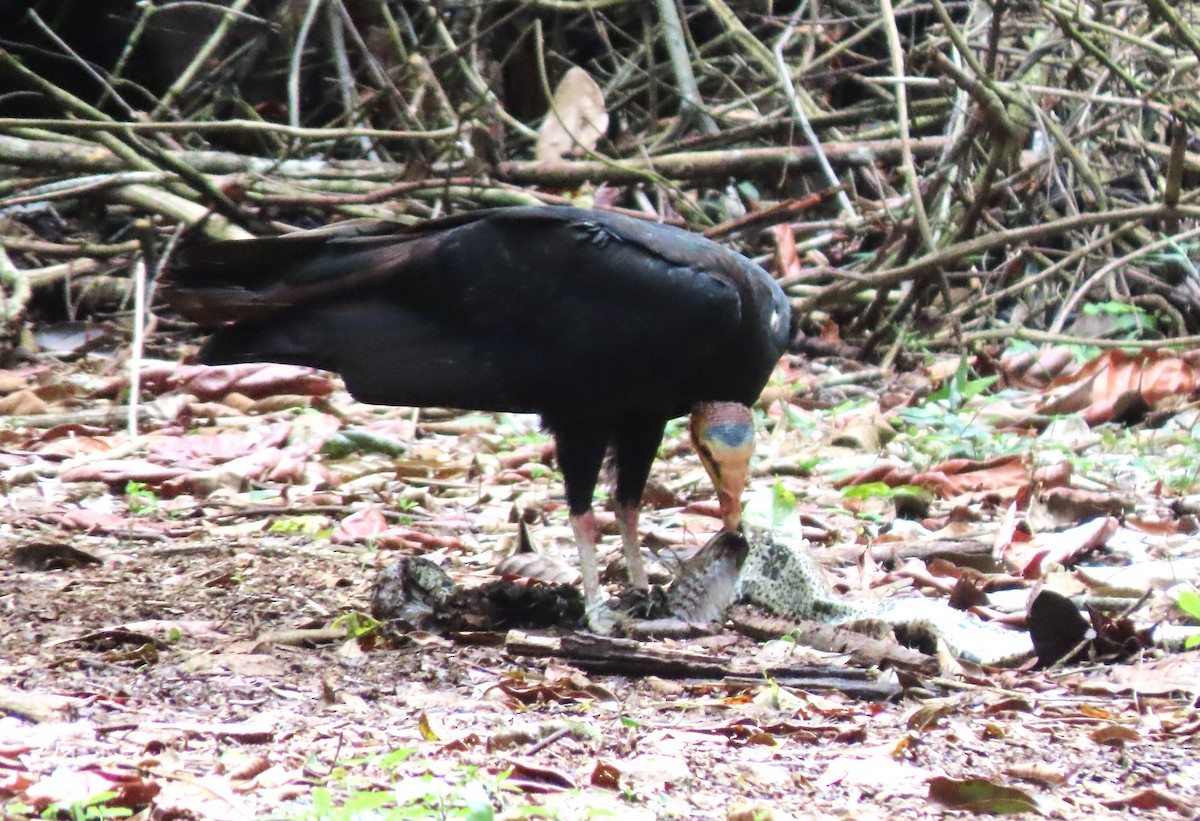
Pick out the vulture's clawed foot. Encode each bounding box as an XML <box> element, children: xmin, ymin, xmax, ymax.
<box><xmin>583</xmin><ymin>597</ymin><xmax>618</xmax><ymax>635</ymax></box>
<box><xmin>614</xmin><ymin>584</ymin><xmax>673</xmax><ymax>620</ymax></box>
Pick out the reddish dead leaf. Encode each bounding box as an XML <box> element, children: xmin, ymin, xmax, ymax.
<box><xmin>590</xmin><ymin>761</ymin><xmax>621</xmax><ymax>790</ymax></box>
<box><xmin>684</xmin><ymin>498</ymin><xmax>724</xmax><ymax>521</ymax></box>
<box><xmin>0</xmin><ymin>771</ymin><xmax>33</xmax><ymax>796</ymax></box>
<box><xmin>1029</xmin><ymin>486</ymin><xmax>1129</xmax><ymax>530</ymax></box>
<box><xmin>1125</xmin><ymin>515</ymin><xmax>1187</xmax><ymax>536</ymax></box>
<box><xmin>1040</xmin><ymin>349</ymin><xmax>1200</xmax><ymax>424</ymax></box>
<box><xmin>1101</xmin><ymin>788</ymin><xmax>1196</xmax><ymax>814</ymax></box>
<box><xmin>1031</xmin><ymin>461</ymin><xmax>1072</xmax><ymax>488</ymax></box>
<box><xmin>439</xmin><ymin>733</ymin><xmax>483</xmax><ymax>752</ymax></box>
<box><xmin>222</xmin><ymin>448</ymin><xmax>308</xmax><ymax>484</ymax></box>
<box><xmin>983</xmin><ymin>697</ymin><xmax>1035</xmax><ymax>715</ymax></box>
<box><xmin>373</xmin><ymin>527</ymin><xmax>466</xmax><ymax>552</ymax></box>
<box><xmin>32</xmin><ymin>435</ymin><xmax>114</xmax><ymax>459</ymax></box>
<box><xmin>171</xmin><ymin>363</ymin><xmax>336</xmax><ymax>401</ymax></box>
<box><xmin>59</xmin><ymin>459</ymin><xmax>191</xmax><ymax>486</ymax></box>
<box><xmin>22</xmin><ymin>768</ymin><xmax>159</xmax><ymax>815</ymax></box>
<box><xmin>331</xmin><ymin>509</ymin><xmax>389</xmax><ymax>543</ymax></box>
<box><xmin>772</xmin><ymin>223</ymin><xmax>802</xmax><ymax>279</ymax></box>
<box><xmin>947</xmin><ymin>574</ymin><xmax>990</xmax><ymax>609</ymax></box>
<box><xmin>1004</xmin><ymin>517</ymin><xmax>1118</xmax><ymax>578</ymax></box>
<box><xmin>505</xmin><ymin>757</ymin><xmax>576</xmax><ymax>793</ymax></box>
<box><xmin>160</xmin><ymin>447</ymin><xmax>321</xmax><ymax>496</ymax></box>
<box><xmin>149</xmin><ymin>423</ymin><xmax>291</xmax><ymax>463</ymax></box>
<box><xmin>835</xmin><ymin>461</ymin><xmax>911</xmax><ymax>488</ymax></box>
<box><xmin>909</xmin><ymin>455</ymin><xmax>1031</xmax><ymax>498</ymax></box>
<box><xmin>41</xmin><ymin>509</ymin><xmax>165</xmax><ymax>539</ymax></box>
<box><xmin>997</xmin><ymin>346</ymin><xmax>1077</xmax><ymax>389</ymax></box>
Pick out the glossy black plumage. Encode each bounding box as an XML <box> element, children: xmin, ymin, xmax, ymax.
<box><xmin>165</xmin><ymin>206</ymin><xmax>791</xmax><ymax>614</ymax></box>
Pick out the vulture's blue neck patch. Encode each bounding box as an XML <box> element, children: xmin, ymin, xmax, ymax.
<box><xmin>704</xmin><ymin>421</ymin><xmax>754</xmax><ymax>449</ymax></box>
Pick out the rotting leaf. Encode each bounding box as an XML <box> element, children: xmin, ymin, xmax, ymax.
<box><xmin>927</xmin><ymin>775</ymin><xmax>1043</xmax><ymax>814</ymax></box>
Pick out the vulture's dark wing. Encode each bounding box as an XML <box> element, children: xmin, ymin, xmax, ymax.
<box><xmin>165</xmin><ymin>207</ymin><xmax>789</xmax><ymax>416</ymax></box>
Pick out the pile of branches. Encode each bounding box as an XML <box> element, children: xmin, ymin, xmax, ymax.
<box><xmin>1</xmin><ymin>0</ymin><xmax>1199</xmax><ymax>360</ymax></box>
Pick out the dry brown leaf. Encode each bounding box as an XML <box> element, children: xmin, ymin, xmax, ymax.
<box><xmin>1004</xmin><ymin>516</ymin><xmax>1119</xmax><ymax>578</ymax></box>
<box><xmin>536</xmin><ymin>66</ymin><xmax>609</xmax><ymax>161</ymax></box>
<box><xmin>0</xmin><ymin>389</ymin><xmax>48</xmax><ymax>415</ymax></box>
<box><xmin>496</xmin><ymin>551</ymin><xmax>580</xmax><ymax>585</ymax></box>
<box><xmin>153</xmin><ymin>773</ymin><xmax>256</xmax><ymax>821</ymax></box>
<box><xmin>772</xmin><ymin>223</ymin><xmax>801</xmax><ymax>279</ymax></box>
<box><xmin>1039</xmin><ymin>349</ymin><xmax>1200</xmax><ymax>424</ymax></box>
<box><xmin>331</xmin><ymin>508</ymin><xmax>389</xmax><ymax>543</ymax></box>
<box><xmin>22</xmin><ymin>769</ymin><xmax>159</xmax><ymax>815</ymax></box>
<box><xmin>148</xmin><ymin>423</ymin><xmax>291</xmax><ymax>463</ymax></box>
<box><xmin>1101</xmin><ymin>788</ymin><xmax>1196</xmax><ymax>814</ymax></box>
<box><xmin>998</xmin><ymin>346</ymin><xmax>1078</xmax><ymax>389</ymax></box>
<box><xmin>910</xmin><ymin>455</ymin><xmax>1031</xmax><ymax>498</ymax></box>
<box><xmin>171</xmin><ymin>363</ymin><xmax>335</xmax><ymax>401</ymax></box>
<box><xmin>59</xmin><ymin>458</ymin><xmax>191</xmax><ymax>485</ymax></box>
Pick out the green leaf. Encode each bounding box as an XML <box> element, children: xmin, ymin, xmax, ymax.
<box><xmin>743</xmin><ymin>481</ymin><xmax>800</xmax><ymax>533</ymax></box>
<box><xmin>321</xmin><ymin>429</ymin><xmax>409</xmax><ymax>458</ymax></box>
<box><xmin>332</xmin><ymin>611</ymin><xmax>383</xmax><ymax>639</ymax></box>
<box><xmin>841</xmin><ymin>483</ymin><xmax>931</xmax><ymax>505</ymax></box>
<box><xmin>1175</xmin><ymin>591</ymin><xmax>1200</xmax><ymax>649</ymax></box>
<box><xmin>269</xmin><ymin>515</ymin><xmax>328</xmax><ymax>535</ymax></box>
<box><xmin>1176</xmin><ymin>589</ymin><xmax>1200</xmax><ymax>619</ymax></box>
<box><xmin>927</xmin><ymin>776</ymin><xmax>1042</xmax><ymax>814</ymax></box>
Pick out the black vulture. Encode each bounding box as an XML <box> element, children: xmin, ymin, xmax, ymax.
<box><xmin>164</xmin><ymin>206</ymin><xmax>791</xmax><ymax>623</ymax></box>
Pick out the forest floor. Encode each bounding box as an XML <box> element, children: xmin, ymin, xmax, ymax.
<box><xmin>2</xmin><ymin>330</ymin><xmax>1199</xmax><ymax>820</ymax></box>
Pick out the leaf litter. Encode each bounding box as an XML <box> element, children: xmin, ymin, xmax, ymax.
<box><xmin>1</xmin><ymin>341</ymin><xmax>1199</xmax><ymax>819</ymax></box>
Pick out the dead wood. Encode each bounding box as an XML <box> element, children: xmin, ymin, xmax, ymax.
<box><xmin>505</xmin><ymin>629</ymin><xmax>902</xmax><ymax>700</ymax></box>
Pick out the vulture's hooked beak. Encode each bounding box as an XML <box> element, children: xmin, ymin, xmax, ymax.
<box><xmin>690</xmin><ymin>401</ymin><xmax>754</xmax><ymax>531</ymax></box>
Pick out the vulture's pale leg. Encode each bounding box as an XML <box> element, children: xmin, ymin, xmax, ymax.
<box><xmin>569</xmin><ymin>510</ymin><xmax>603</xmax><ymax>606</ymax></box>
<box><xmin>615</xmin><ymin>503</ymin><xmax>649</xmax><ymax>589</ymax></box>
